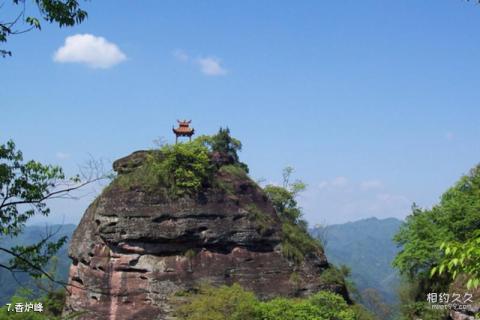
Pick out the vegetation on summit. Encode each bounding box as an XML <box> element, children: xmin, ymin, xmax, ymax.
<box><xmin>114</xmin><ymin>127</ymin><xmax>249</xmax><ymax>198</ymax></box>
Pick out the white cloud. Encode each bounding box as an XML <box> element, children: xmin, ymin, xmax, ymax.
<box><xmin>360</xmin><ymin>179</ymin><xmax>383</xmax><ymax>191</ymax></box>
<box><xmin>173</xmin><ymin>50</ymin><xmax>228</xmax><ymax>76</ymax></box>
<box><xmin>53</xmin><ymin>34</ymin><xmax>126</xmax><ymax>69</ymax></box>
<box><xmin>56</xmin><ymin>152</ymin><xmax>70</xmax><ymax>160</ymax></box>
<box><xmin>197</xmin><ymin>57</ymin><xmax>227</xmax><ymax>76</ymax></box>
<box><xmin>173</xmin><ymin>49</ymin><xmax>189</xmax><ymax>62</ymax></box>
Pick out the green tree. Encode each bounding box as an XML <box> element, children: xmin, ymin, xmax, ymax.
<box><xmin>175</xmin><ymin>283</ymin><xmax>258</xmax><ymax>320</ymax></box>
<box><xmin>176</xmin><ymin>283</ymin><xmax>360</xmax><ymax>320</ymax></box>
<box><xmin>263</xmin><ymin>167</ymin><xmax>322</xmax><ymax>263</ymax></box>
<box><xmin>395</xmin><ymin>165</ymin><xmax>480</xmax><ymax>285</ymax></box>
<box><xmin>393</xmin><ymin>164</ymin><xmax>480</xmax><ymax>318</ymax></box>
<box><xmin>392</xmin><ymin>204</ymin><xmax>451</xmax><ymax>297</ymax></box>
<box><xmin>431</xmin><ymin>229</ymin><xmax>480</xmax><ymax>289</ymax></box>
<box><xmin>208</xmin><ymin>128</ymin><xmax>242</xmax><ymax>162</ymax></box>
<box><xmin>256</xmin><ymin>293</ymin><xmax>355</xmax><ymax>320</ymax></box>
<box><xmin>151</xmin><ymin>140</ymin><xmax>212</xmax><ymax>197</ymax></box>
<box><xmin>198</xmin><ymin>127</ymin><xmax>249</xmax><ymax>172</ymax></box>
<box><xmin>1</xmin><ymin>0</ymin><xmax>88</xmax><ymax>57</ymax></box>
<box><xmin>263</xmin><ymin>166</ymin><xmax>306</xmax><ymax>225</ymax></box>
<box><xmin>0</xmin><ymin>139</ymin><xmax>102</xmax><ymax>283</ymax></box>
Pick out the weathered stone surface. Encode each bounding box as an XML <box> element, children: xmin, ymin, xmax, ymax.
<box><xmin>63</xmin><ymin>151</ymin><xmax>340</xmax><ymax>320</ymax></box>
<box><xmin>112</xmin><ymin>150</ymin><xmax>150</xmax><ymax>174</ymax></box>
<box><xmin>449</xmin><ymin>279</ymin><xmax>480</xmax><ymax>320</ymax></box>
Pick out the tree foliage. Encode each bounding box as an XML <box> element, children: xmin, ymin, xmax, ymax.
<box><xmin>431</xmin><ymin>230</ymin><xmax>480</xmax><ymax>289</ymax></box>
<box><xmin>206</xmin><ymin>127</ymin><xmax>241</xmax><ymax>162</ymax></box>
<box><xmin>176</xmin><ymin>283</ymin><xmax>361</xmax><ymax>320</ymax></box>
<box><xmin>263</xmin><ymin>167</ymin><xmax>322</xmax><ymax>263</ymax></box>
<box><xmin>0</xmin><ymin>139</ymin><xmax>102</xmax><ymax>282</ymax></box>
<box><xmin>264</xmin><ymin>166</ymin><xmax>306</xmax><ymax>225</ymax></box>
<box><xmin>393</xmin><ymin>164</ymin><xmax>480</xmax><ymax>318</ymax></box>
<box><xmin>256</xmin><ymin>291</ymin><xmax>355</xmax><ymax>320</ymax></box>
<box><xmin>116</xmin><ymin>128</ymin><xmax>249</xmax><ymax>198</ymax></box>
<box><xmin>175</xmin><ymin>283</ymin><xmax>258</xmax><ymax>320</ymax></box>
<box><xmin>153</xmin><ymin>141</ymin><xmax>211</xmax><ymax>197</ymax></box>
<box><xmin>1</xmin><ymin>0</ymin><xmax>88</xmax><ymax>57</ymax></box>
<box><xmin>392</xmin><ymin>204</ymin><xmax>451</xmax><ymax>289</ymax></box>
<box><xmin>197</xmin><ymin>127</ymin><xmax>249</xmax><ymax>172</ymax></box>
<box><xmin>1</xmin><ymin>140</ymin><xmax>69</xmax><ymax>277</ymax></box>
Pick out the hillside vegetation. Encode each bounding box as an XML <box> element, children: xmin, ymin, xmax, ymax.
<box><xmin>393</xmin><ymin>165</ymin><xmax>480</xmax><ymax>319</ymax></box>
<box><xmin>175</xmin><ymin>283</ymin><xmax>371</xmax><ymax>320</ymax></box>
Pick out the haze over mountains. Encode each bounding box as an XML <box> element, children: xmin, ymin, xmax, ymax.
<box><xmin>311</xmin><ymin>217</ymin><xmax>403</xmax><ymax>305</ymax></box>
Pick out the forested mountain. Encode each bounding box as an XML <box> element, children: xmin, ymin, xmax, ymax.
<box><xmin>310</xmin><ymin>217</ymin><xmax>402</xmax><ymax>305</ymax></box>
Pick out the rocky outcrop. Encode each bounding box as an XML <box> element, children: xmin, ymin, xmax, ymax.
<box><xmin>63</xmin><ymin>151</ymin><xmax>343</xmax><ymax>320</ymax></box>
<box><xmin>449</xmin><ymin>279</ymin><xmax>480</xmax><ymax>320</ymax></box>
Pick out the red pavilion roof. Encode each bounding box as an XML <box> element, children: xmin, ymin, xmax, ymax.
<box><xmin>173</xmin><ymin>120</ymin><xmax>195</xmax><ymax>136</ymax></box>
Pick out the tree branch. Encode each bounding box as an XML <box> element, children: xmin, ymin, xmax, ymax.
<box><xmin>0</xmin><ymin>177</ymin><xmax>105</xmax><ymax>210</ymax></box>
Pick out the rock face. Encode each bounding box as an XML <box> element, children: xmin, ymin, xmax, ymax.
<box><xmin>63</xmin><ymin>151</ymin><xmax>343</xmax><ymax>320</ymax></box>
<box><xmin>449</xmin><ymin>279</ymin><xmax>480</xmax><ymax>320</ymax></box>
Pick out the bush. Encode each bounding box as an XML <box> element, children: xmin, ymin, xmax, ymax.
<box><xmin>244</xmin><ymin>204</ymin><xmax>273</xmax><ymax>235</ymax></box>
<box><xmin>153</xmin><ymin>142</ymin><xmax>211</xmax><ymax>196</ymax></box>
<box><xmin>176</xmin><ymin>283</ymin><xmax>358</xmax><ymax>320</ymax></box>
<box><xmin>281</xmin><ymin>222</ymin><xmax>323</xmax><ymax>263</ymax></box>
<box><xmin>175</xmin><ymin>283</ymin><xmax>258</xmax><ymax>320</ymax></box>
<box><xmin>319</xmin><ymin>266</ymin><xmax>345</xmax><ymax>286</ymax></box>
<box><xmin>214</xmin><ymin>164</ymin><xmax>249</xmax><ymax>195</ymax></box>
<box><xmin>218</xmin><ymin>164</ymin><xmax>248</xmax><ymax>178</ymax></box>
<box><xmin>350</xmin><ymin>304</ymin><xmax>377</xmax><ymax>320</ymax></box>
<box><xmin>262</xmin><ymin>169</ymin><xmax>322</xmax><ymax>264</ymax></box>
<box><xmin>114</xmin><ymin>129</ymin><xmax>250</xmax><ymax>198</ymax></box>
<box><xmin>393</xmin><ymin>165</ymin><xmax>480</xmax><ymax>319</ymax></box>
<box><xmin>256</xmin><ymin>298</ymin><xmax>347</xmax><ymax>320</ymax></box>
<box><xmin>115</xmin><ymin>140</ymin><xmax>212</xmax><ymax>197</ymax></box>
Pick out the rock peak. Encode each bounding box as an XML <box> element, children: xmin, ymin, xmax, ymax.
<box><xmin>63</xmin><ymin>148</ymin><xmax>345</xmax><ymax>320</ymax></box>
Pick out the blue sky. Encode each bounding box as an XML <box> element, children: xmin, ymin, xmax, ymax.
<box><xmin>2</xmin><ymin>0</ymin><xmax>480</xmax><ymax>225</ymax></box>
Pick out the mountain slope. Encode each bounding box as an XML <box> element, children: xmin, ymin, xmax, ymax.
<box><xmin>310</xmin><ymin>217</ymin><xmax>402</xmax><ymax>304</ymax></box>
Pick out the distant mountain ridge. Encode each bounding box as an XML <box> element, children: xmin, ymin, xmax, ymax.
<box><xmin>310</xmin><ymin>217</ymin><xmax>403</xmax><ymax>304</ymax></box>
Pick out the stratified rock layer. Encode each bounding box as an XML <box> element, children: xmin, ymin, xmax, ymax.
<box><xmin>63</xmin><ymin>151</ymin><xmax>339</xmax><ymax>320</ymax></box>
